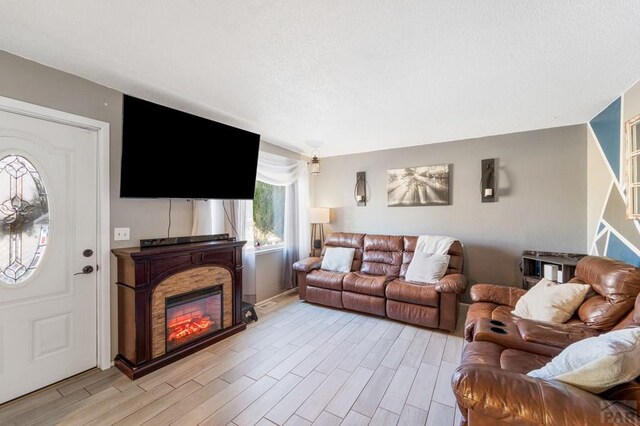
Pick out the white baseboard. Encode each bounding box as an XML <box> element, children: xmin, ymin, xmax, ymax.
<box><xmin>255</xmin><ymin>288</ymin><xmax>298</xmax><ymax>307</ymax></box>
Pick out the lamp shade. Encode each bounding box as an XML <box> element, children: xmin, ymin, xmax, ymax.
<box><xmin>309</xmin><ymin>207</ymin><xmax>330</xmax><ymax>224</ymax></box>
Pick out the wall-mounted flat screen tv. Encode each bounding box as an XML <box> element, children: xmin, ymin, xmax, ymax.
<box><xmin>120</xmin><ymin>95</ymin><xmax>260</xmax><ymax>199</ymax></box>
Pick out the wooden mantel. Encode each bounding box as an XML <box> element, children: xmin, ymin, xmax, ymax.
<box><xmin>111</xmin><ymin>239</ymin><xmax>246</xmax><ymax>379</ymax></box>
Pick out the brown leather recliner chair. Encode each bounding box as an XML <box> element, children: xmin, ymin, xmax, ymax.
<box><xmin>294</xmin><ymin>232</ymin><xmax>365</xmax><ymax>310</ymax></box>
<box><xmin>454</xmin><ymin>256</ymin><xmax>640</xmax><ymax>425</ymax></box>
<box><xmin>386</xmin><ymin>236</ymin><xmax>465</xmax><ymax>331</ymax></box>
<box><xmin>464</xmin><ymin>256</ymin><xmax>640</xmax><ymax>342</ymax></box>
<box><xmin>452</xmin><ymin>293</ymin><xmax>640</xmax><ymax>425</ymax></box>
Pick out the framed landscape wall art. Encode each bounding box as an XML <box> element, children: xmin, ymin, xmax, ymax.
<box><xmin>387</xmin><ymin>164</ymin><xmax>450</xmax><ymax>206</ymax></box>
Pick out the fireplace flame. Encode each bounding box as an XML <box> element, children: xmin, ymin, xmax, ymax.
<box><xmin>167</xmin><ymin>316</ymin><xmax>213</xmax><ymax>342</ymax></box>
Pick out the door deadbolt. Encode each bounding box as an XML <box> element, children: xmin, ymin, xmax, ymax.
<box><xmin>83</xmin><ymin>249</ymin><xmax>94</xmax><ymax>257</ymax></box>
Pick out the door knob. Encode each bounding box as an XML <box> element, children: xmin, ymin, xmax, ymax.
<box><xmin>74</xmin><ymin>265</ymin><xmax>94</xmax><ymax>276</ymax></box>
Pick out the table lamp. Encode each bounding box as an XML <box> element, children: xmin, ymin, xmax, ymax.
<box><xmin>309</xmin><ymin>207</ymin><xmax>330</xmax><ymax>256</ymax></box>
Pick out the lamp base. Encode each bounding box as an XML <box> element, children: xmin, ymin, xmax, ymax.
<box><xmin>310</xmin><ymin>223</ymin><xmax>325</xmax><ymax>257</ymax></box>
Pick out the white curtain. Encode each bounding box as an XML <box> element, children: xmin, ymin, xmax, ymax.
<box><xmin>255</xmin><ymin>151</ymin><xmax>309</xmax><ymax>289</ymax></box>
<box><xmin>191</xmin><ymin>200</ymin><xmax>224</xmax><ymax>235</ymax></box>
<box><xmin>221</xmin><ymin>199</ymin><xmax>256</xmax><ymax>300</ymax></box>
<box><xmin>283</xmin><ymin>171</ymin><xmax>309</xmax><ymax>287</ymax></box>
<box><xmin>191</xmin><ymin>151</ymin><xmax>309</xmax><ymax>299</ymax></box>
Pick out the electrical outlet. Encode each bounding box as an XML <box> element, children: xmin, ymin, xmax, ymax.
<box><xmin>114</xmin><ymin>227</ymin><xmax>130</xmax><ymax>241</ymax></box>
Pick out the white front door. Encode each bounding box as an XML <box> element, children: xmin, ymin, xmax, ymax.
<box><xmin>0</xmin><ymin>108</ymin><xmax>98</xmax><ymax>404</ymax></box>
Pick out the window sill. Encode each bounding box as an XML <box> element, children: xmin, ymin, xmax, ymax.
<box><xmin>253</xmin><ymin>244</ymin><xmax>286</xmax><ymax>256</ymax></box>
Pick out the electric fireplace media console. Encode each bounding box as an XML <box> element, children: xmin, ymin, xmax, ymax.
<box><xmin>111</xmin><ymin>239</ymin><xmax>246</xmax><ymax>379</ymax></box>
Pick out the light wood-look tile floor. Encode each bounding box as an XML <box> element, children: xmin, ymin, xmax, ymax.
<box><xmin>0</xmin><ymin>292</ymin><xmax>467</xmax><ymax>426</ymax></box>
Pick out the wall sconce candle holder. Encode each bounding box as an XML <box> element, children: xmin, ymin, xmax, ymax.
<box><xmin>354</xmin><ymin>171</ymin><xmax>366</xmax><ymax>206</ymax></box>
<box><xmin>481</xmin><ymin>158</ymin><xmax>497</xmax><ymax>202</ymax></box>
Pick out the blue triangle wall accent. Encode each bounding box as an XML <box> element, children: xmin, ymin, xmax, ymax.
<box><xmin>590</xmin><ymin>98</ymin><xmax>621</xmax><ymax>181</ymax></box>
<box><xmin>607</xmin><ymin>232</ymin><xmax>640</xmax><ymax>266</ymax></box>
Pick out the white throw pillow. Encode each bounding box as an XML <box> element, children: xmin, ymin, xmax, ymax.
<box><xmin>405</xmin><ymin>253</ymin><xmax>450</xmax><ymax>284</ymax></box>
<box><xmin>321</xmin><ymin>247</ymin><xmax>355</xmax><ymax>273</ymax></box>
<box><xmin>512</xmin><ymin>278</ymin><xmax>589</xmax><ymax>323</ymax></box>
<box><xmin>528</xmin><ymin>328</ymin><xmax>640</xmax><ymax>393</ymax></box>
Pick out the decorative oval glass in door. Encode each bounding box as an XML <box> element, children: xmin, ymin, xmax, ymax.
<box><xmin>0</xmin><ymin>155</ymin><xmax>49</xmax><ymax>285</ymax></box>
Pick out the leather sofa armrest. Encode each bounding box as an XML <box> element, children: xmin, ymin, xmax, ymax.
<box><xmin>452</xmin><ymin>364</ymin><xmax>634</xmax><ymax>425</ymax></box>
<box><xmin>517</xmin><ymin>319</ymin><xmax>600</xmax><ymax>349</ymax></box>
<box><xmin>435</xmin><ymin>274</ymin><xmax>467</xmax><ymax>294</ymax></box>
<box><xmin>293</xmin><ymin>257</ymin><xmax>322</xmax><ymax>273</ymax></box>
<box><xmin>470</xmin><ymin>284</ymin><xmax>526</xmax><ymax>307</ymax></box>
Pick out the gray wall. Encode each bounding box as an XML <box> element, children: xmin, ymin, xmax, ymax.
<box><xmin>255</xmin><ymin>249</ymin><xmax>286</xmax><ymax>302</ymax></box>
<box><xmin>0</xmin><ymin>50</ymin><xmax>301</xmax><ymax>358</ymax></box>
<box><xmin>312</xmin><ymin>125</ymin><xmax>588</xmax><ymax>300</ymax></box>
<box><xmin>0</xmin><ymin>51</ymin><xmax>194</xmax><ymax>250</ymax></box>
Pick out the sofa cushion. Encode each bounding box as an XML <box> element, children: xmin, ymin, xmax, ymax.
<box><xmin>461</xmin><ymin>342</ymin><xmax>551</xmax><ymax>375</ymax></box>
<box><xmin>405</xmin><ymin>254</ymin><xmax>450</xmax><ymax>284</ymax></box>
<box><xmin>512</xmin><ymin>279</ymin><xmax>590</xmax><ymax>323</ymax></box>
<box><xmin>305</xmin><ymin>286</ymin><xmax>343</xmax><ymax>309</ymax></box>
<box><xmin>360</xmin><ymin>234</ymin><xmax>403</xmax><ymax>277</ymax></box>
<box><xmin>528</xmin><ymin>327</ymin><xmax>640</xmax><ymax>393</ymax></box>
<box><xmin>322</xmin><ymin>232</ymin><xmax>365</xmax><ymax>271</ymax></box>
<box><xmin>601</xmin><ymin>379</ymin><xmax>640</xmax><ymax>411</ymax></box>
<box><xmin>321</xmin><ymin>247</ymin><xmax>355</xmax><ymax>273</ymax></box>
<box><xmin>571</xmin><ymin>256</ymin><xmax>640</xmax><ymax>330</ymax></box>
<box><xmin>386</xmin><ymin>300</ymin><xmax>439</xmax><ymax>329</ymax></box>
<box><xmin>453</xmin><ymin>347</ymin><xmax>639</xmax><ymax>426</ymax></box>
<box><xmin>470</xmin><ymin>283</ymin><xmax>527</xmax><ymax>307</ymax></box>
<box><xmin>614</xmin><ymin>292</ymin><xmax>640</xmax><ymax>331</ymax></box>
<box><xmin>465</xmin><ymin>301</ymin><xmax>583</xmax><ymax>342</ymax></box>
<box><xmin>499</xmin><ymin>349</ymin><xmax>550</xmax><ymax>375</ymax></box>
<box><xmin>385</xmin><ymin>278</ymin><xmax>439</xmax><ymax>308</ymax></box>
<box><xmin>516</xmin><ymin>318</ymin><xmax>601</xmax><ymax>349</ymax></box>
<box><xmin>343</xmin><ymin>271</ymin><xmax>392</xmax><ymax>297</ymax></box>
<box><xmin>306</xmin><ymin>269</ymin><xmax>347</xmax><ymax>291</ymax></box>
<box><xmin>342</xmin><ymin>291</ymin><xmax>386</xmax><ymax>316</ymax></box>
<box><xmin>401</xmin><ymin>237</ymin><xmax>464</xmax><ymax>277</ymax></box>
<box><xmin>459</xmin><ymin>341</ymin><xmax>504</xmax><ymax>368</ymax></box>
<box><xmin>490</xmin><ymin>304</ymin><xmax>515</xmax><ymax>323</ymax></box>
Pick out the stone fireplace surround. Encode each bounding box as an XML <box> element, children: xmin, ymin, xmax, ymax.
<box><xmin>112</xmin><ymin>240</ymin><xmax>246</xmax><ymax>379</ymax></box>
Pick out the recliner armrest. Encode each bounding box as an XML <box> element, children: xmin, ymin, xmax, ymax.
<box><xmin>434</xmin><ymin>274</ymin><xmax>467</xmax><ymax>294</ymax></box>
<box><xmin>293</xmin><ymin>257</ymin><xmax>322</xmax><ymax>273</ymax></box>
<box><xmin>452</xmin><ymin>364</ymin><xmax>634</xmax><ymax>425</ymax></box>
<box><xmin>470</xmin><ymin>283</ymin><xmax>526</xmax><ymax>307</ymax></box>
<box><xmin>517</xmin><ymin>319</ymin><xmax>600</xmax><ymax>349</ymax></box>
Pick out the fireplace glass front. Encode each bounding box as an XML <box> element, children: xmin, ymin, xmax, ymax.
<box><xmin>165</xmin><ymin>285</ymin><xmax>223</xmax><ymax>352</ymax></box>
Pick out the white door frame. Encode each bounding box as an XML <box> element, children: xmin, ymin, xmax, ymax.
<box><xmin>0</xmin><ymin>95</ymin><xmax>111</xmax><ymax>370</ymax></box>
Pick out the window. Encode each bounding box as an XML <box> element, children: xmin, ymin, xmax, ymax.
<box><xmin>0</xmin><ymin>155</ymin><xmax>49</xmax><ymax>285</ymax></box>
<box><xmin>253</xmin><ymin>181</ymin><xmax>285</xmax><ymax>246</ymax></box>
<box><xmin>626</xmin><ymin>114</ymin><xmax>640</xmax><ymax>219</ymax></box>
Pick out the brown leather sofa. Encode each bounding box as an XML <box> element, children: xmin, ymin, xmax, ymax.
<box><xmin>293</xmin><ymin>232</ymin><xmax>467</xmax><ymax>331</ymax></box>
<box><xmin>453</xmin><ymin>294</ymin><xmax>640</xmax><ymax>425</ymax></box>
<box><xmin>464</xmin><ymin>256</ymin><xmax>640</xmax><ymax>342</ymax></box>
<box><xmin>453</xmin><ymin>256</ymin><xmax>640</xmax><ymax>425</ymax></box>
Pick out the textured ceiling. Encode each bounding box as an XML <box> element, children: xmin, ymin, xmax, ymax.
<box><xmin>1</xmin><ymin>1</ymin><xmax>640</xmax><ymax>156</ymax></box>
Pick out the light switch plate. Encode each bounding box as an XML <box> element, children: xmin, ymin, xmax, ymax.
<box><xmin>114</xmin><ymin>227</ymin><xmax>130</xmax><ymax>241</ymax></box>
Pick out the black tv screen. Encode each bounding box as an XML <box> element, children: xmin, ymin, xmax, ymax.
<box><xmin>120</xmin><ymin>95</ymin><xmax>260</xmax><ymax>199</ymax></box>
